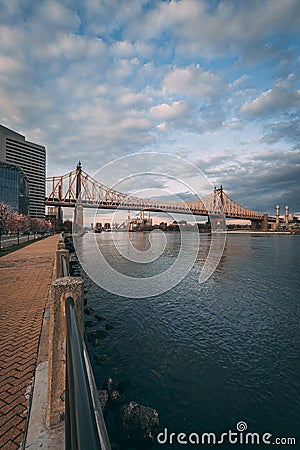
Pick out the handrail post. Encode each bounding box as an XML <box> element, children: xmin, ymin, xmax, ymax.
<box><xmin>56</xmin><ymin>249</ymin><xmax>69</xmax><ymax>278</ymax></box>
<box><xmin>46</xmin><ymin>277</ymin><xmax>83</xmax><ymax>428</ymax></box>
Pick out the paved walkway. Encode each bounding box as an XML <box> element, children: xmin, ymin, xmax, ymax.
<box><xmin>0</xmin><ymin>236</ymin><xmax>58</xmax><ymax>450</ymax></box>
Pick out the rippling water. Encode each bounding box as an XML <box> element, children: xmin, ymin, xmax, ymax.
<box><xmin>79</xmin><ymin>233</ymin><xmax>300</xmax><ymax>447</ymax></box>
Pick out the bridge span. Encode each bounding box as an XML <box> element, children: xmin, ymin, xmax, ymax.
<box><xmin>45</xmin><ymin>162</ymin><xmax>278</xmax><ymax>230</ymax></box>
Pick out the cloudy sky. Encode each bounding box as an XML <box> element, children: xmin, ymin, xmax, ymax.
<box><xmin>0</xmin><ymin>0</ymin><xmax>299</xmax><ymax>214</ymax></box>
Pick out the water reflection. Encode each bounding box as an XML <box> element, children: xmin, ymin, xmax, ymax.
<box><xmin>82</xmin><ymin>234</ymin><xmax>300</xmax><ymax>447</ymax></box>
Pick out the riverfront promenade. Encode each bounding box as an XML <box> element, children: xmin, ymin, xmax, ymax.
<box><xmin>0</xmin><ymin>236</ymin><xmax>58</xmax><ymax>449</ymax></box>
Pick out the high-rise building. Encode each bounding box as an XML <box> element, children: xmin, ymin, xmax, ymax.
<box><xmin>0</xmin><ymin>124</ymin><xmax>46</xmax><ymax>218</ymax></box>
<box><xmin>0</xmin><ymin>161</ymin><xmax>29</xmax><ymax>214</ymax></box>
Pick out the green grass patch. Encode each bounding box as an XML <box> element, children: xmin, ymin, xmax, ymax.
<box><xmin>0</xmin><ymin>236</ymin><xmax>48</xmax><ymax>257</ymax></box>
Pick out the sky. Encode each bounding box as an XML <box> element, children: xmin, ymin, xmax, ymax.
<box><xmin>0</xmin><ymin>0</ymin><xmax>300</xmax><ymax>215</ymax></box>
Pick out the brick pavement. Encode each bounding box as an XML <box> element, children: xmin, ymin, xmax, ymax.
<box><xmin>0</xmin><ymin>236</ymin><xmax>59</xmax><ymax>450</ymax></box>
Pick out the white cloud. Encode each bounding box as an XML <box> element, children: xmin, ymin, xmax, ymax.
<box><xmin>112</xmin><ymin>40</ymin><xmax>136</xmax><ymax>58</ymax></box>
<box><xmin>194</xmin><ymin>148</ymin><xmax>300</xmax><ymax>213</ymax></box>
<box><xmin>241</xmin><ymin>88</ymin><xmax>300</xmax><ymax>116</ymax></box>
<box><xmin>111</xmin><ymin>57</ymin><xmax>141</xmax><ymax>83</ymax></box>
<box><xmin>157</xmin><ymin>122</ymin><xmax>168</xmax><ymax>132</ymax></box>
<box><xmin>82</xmin><ymin>0</ymin><xmax>144</xmax><ymax>35</ymax></box>
<box><xmin>112</xmin><ymin>40</ymin><xmax>153</xmax><ymax>60</ymax></box>
<box><xmin>224</xmin><ymin>117</ymin><xmax>241</xmax><ymax>129</ymax></box>
<box><xmin>0</xmin><ymin>0</ymin><xmax>23</xmax><ymax>21</ymax></box>
<box><xmin>46</xmin><ymin>34</ymin><xmax>107</xmax><ymax>61</ymax></box>
<box><xmin>0</xmin><ymin>0</ymin><xmax>299</xmax><ymax>214</ymax></box>
<box><xmin>126</xmin><ymin>0</ymin><xmax>201</xmax><ymax>42</ymax></box>
<box><xmin>125</xmin><ymin>0</ymin><xmax>300</xmax><ymax>62</ymax></box>
<box><xmin>0</xmin><ymin>25</ymin><xmax>25</xmax><ymax>54</ymax></box>
<box><xmin>119</xmin><ymin>90</ymin><xmax>152</xmax><ymax>107</ymax></box>
<box><xmin>150</xmin><ymin>101</ymin><xmax>188</xmax><ymax>122</ymax></box>
<box><xmin>0</xmin><ymin>55</ymin><xmax>22</xmax><ymax>72</ymax></box>
<box><xmin>119</xmin><ymin>117</ymin><xmax>151</xmax><ymax>131</ymax></box>
<box><xmin>163</xmin><ymin>65</ymin><xmax>223</xmax><ymax>99</ymax></box>
<box><xmin>32</xmin><ymin>0</ymin><xmax>80</xmax><ymax>30</ymax></box>
<box><xmin>230</xmin><ymin>75</ymin><xmax>249</xmax><ymax>88</ymax></box>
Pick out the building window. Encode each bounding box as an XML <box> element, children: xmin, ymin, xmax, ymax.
<box><xmin>0</xmin><ymin>162</ymin><xmax>29</xmax><ymax>214</ymax></box>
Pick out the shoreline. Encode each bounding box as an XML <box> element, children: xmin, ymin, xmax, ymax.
<box><xmin>95</xmin><ymin>229</ymin><xmax>297</xmax><ymax>235</ymax></box>
<box><xmin>226</xmin><ymin>230</ymin><xmax>294</xmax><ymax>235</ymax></box>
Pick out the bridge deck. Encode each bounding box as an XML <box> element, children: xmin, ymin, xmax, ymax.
<box><xmin>45</xmin><ymin>165</ymin><xmax>266</xmax><ymax>221</ymax></box>
<box><xmin>45</xmin><ymin>199</ymin><xmax>265</xmax><ymax>220</ymax></box>
<box><xmin>0</xmin><ymin>236</ymin><xmax>58</xmax><ymax>449</ymax></box>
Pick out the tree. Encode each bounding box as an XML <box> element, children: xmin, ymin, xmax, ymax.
<box><xmin>22</xmin><ymin>215</ymin><xmax>31</xmax><ymax>241</ymax></box>
<box><xmin>0</xmin><ymin>202</ymin><xmax>12</xmax><ymax>234</ymax></box>
<box><xmin>0</xmin><ymin>203</ymin><xmax>53</xmax><ymax>249</ymax></box>
<box><xmin>29</xmin><ymin>217</ymin><xmax>53</xmax><ymax>235</ymax></box>
<box><xmin>61</xmin><ymin>220</ymin><xmax>72</xmax><ymax>232</ymax></box>
<box><xmin>44</xmin><ymin>220</ymin><xmax>53</xmax><ymax>233</ymax></box>
<box><xmin>29</xmin><ymin>217</ymin><xmax>42</xmax><ymax>235</ymax></box>
<box><xmin>0</xmin><ymin>203</ymin><xmax>12</xmax><ymax>249</ymax></box>
<box><xmin>8</xmin><ymin>213</ymin><xmax>25</xmax><ymax>244</ymax></box>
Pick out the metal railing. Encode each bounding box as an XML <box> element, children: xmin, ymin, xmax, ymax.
<box><xmin>83</xmin><ymin>344</ymin><xmax>112</xmax><ymax>450</ymax></box>
<box><xmin>62</xmin><ymin>254</ymin><xmax>69</xmax><ymax>277</ymax></box>
<box><xmin>62</xmin><ymin>253</ymin><xmax>111</xmax><ymax>450</ymax></box>
<box><xmin>65</xmin><ymin>297</ymin><xmax>103</xmax><ymax>450</ymax></box>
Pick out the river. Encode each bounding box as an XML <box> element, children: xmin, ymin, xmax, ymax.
<box><xmin>77</xmin><ymin>232</ymin><xmax>300</xmax><ymax>448</ymax></box>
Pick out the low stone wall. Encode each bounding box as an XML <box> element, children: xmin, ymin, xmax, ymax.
<box><xmin>24</xmin><ymin>234</ymin><xmax>84</xmax><ymax>448</ymax></box>
<box><xmin>46</xmin><ymin>277</ymin><xmax>83</xmax><ymax>427</ymax></box>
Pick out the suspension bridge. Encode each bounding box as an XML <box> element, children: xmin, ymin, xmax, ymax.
<box><xmin>45</xmin><ymin>162</ymin><xmax>277</xmax><ymax>230</ymax></box>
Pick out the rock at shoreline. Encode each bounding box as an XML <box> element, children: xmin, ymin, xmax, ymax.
<box><xmin>117</xmin><ymin>401</ymin><xmax>159</xmax><ymax>448</ymax></box>
<box><xmin>87</xmin><ymin>329</ymin><xmax>108</xmax><ymax>343</ymax></box>
<box><xmin>102</xmin><ymin>378</ymin><xmax>124</xmax><ymax>410</ymax></box>
<box><xmin>102</xmin><ymin>377</ymin><xmax>114</xmax><ymax>394</ymax></box>
<box><xmin>94</xmin><ymin>354</ymin><xmax>107</xmax><ymax>364</ymax></box>
<box><xmin>95</xmin><ymin>314</ymin><xmax>106</xmax><ymax>321</ymax></box>
<box><xmin>97</xmin><ymin>389</ymin><xmax>109</xmax><ymax>416</ymax></box>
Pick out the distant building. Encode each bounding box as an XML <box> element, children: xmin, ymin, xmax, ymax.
<box><xmin>0</xmin><ymin>124</ymin><xmax>46</xmax><ymax>218</ymax></box>
<box><xmin>128</xmin><ymin>211</ymin><xmax>153</xmax><ymax>231</ymax></box>
<box><xmin>0</xmin><ymin>161</ymin><xmax>29</xmax><ymax>214</ymax></box>
<box><xmin>46</xmin><ymin>206</ymin><xmax>63</xmax><ymax>222</ymax></box>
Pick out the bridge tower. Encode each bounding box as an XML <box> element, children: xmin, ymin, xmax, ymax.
<box><xmin>219</xmin><ymin>185</ymin><xmax>225</xmax><ymax>208</ymax></box>
<box><xmin>75</xmin><ymin>161</ymin><xmax>82</xmax><ymax>200</ymax></box>
<box><xmin>73</xmin><ymin>161</ymin><xmax>84</xmax><ymax>233</ymax></box>
<box><xmin>57</xmin><ymin>184</ymin><xmax>63</xmax><ymax>224</ymax></box>
<box><xmin>276</xmin><ymin>205</ymin><xmax>280</xmax><ymax>229</ymax></box>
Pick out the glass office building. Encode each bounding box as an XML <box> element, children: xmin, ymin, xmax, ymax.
<box><xmin>0</xmin><ymin>125</ymin><xmax>46</xmax><ymax>218</ymax></box>
<box><xmin>0</xmin><ymin>162</ymin><xmax>29</xmax><ymax>214</ymax></box>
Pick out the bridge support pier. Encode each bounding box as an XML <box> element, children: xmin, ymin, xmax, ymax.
<box><xmin>57</xmin><ymin>206</ymin><xmax>63</xmax><ymax>223</ymax></box>
<box><xmin>73</xmin><ymin>203</ymin><xmax>83</xmax><ymax>234</ymax></box>
<box><xmin>250</xmin><ymin>220</ymin><xmax>261</xmax><ymax>231</ymax></box>
<box><xmin>276</xmin><ymin>205</ymin><xmax>280</xmax><ymax>229</ymax></box>
<box><xmin>250</xmin><ymin>214</ymin><xmax>269</xmax><ymax>232</ymax></box>
<box><xmin>261</xmin><ymin>213</ymin><xmax>269</xmax><ymax>232</ymax></box>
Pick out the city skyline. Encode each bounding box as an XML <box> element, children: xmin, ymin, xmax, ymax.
<box><xmin>0</xmin><ymin>0</ymin><xmax>299</xmax><ymax>214</ymax></box>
